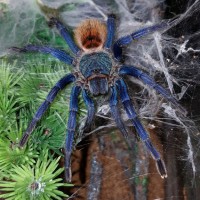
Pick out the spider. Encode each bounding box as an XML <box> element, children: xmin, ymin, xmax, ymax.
<box><xmin>12</xmin><ymin>15</ymin><xmax>186</xmax><ymax>182</ymax></box>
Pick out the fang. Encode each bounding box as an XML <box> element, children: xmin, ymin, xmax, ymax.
<box><xmin>88</xmin><ymin>77</ymin><xmax>108</xmax><ymax>96</ymax></box>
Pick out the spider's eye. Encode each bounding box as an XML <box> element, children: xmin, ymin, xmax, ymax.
<box><xmin>74</xmin><ymin>19</ymin><xmax>107</xmax><ymax>51</ymax></box>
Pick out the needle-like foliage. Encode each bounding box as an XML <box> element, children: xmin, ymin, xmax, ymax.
<box><xmin>0</xmin><ymin>152</ymin><xmax>72</xmax><ymax>200</ymax></box>
<box><xmin>0</xmin><ymin>59</ymin><xmax>76</xmax><ymax>198</ymax></box>
<box><xmin>0</xmin><ymin>6</ymin><xmax>86</xmax><ymax>197</ymax></box>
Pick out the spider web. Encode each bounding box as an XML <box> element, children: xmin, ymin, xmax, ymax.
<box><xmin>1</xmin><ymin>0</ymin><xmax>200</xmax><ymax>199</ymax></box>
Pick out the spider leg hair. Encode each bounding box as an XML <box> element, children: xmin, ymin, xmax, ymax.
<box><xmin>11</xmin><ymin>45</ymin><xmax>75</xmax><ymax>66</ymax></box>
<box><xmin>64</xmin><ymin>86</ymin><xmax>81</xmax><ymax>183</ymax></box>
<box><xmin>116</xmin><ymin>78</ymin><xmax>167</xmax><ymax>178</ymax></box>
<box><xmin>104</xmin><ymin>14</ymin><xmax>116</xmax><ymax>49</ymax></box>
<box><xmin>82</xmin><ymin>89</ymin><xmax>95</xmax><ymax>130</ymax></box>
<box><xmin>49</xmin><ymin>17</ymin><xmax>80</xmax><ymax>55</ymax></box>
<box><xmin>19</xmin><ymin>74</ymin><xmax>75</xmax><ymax>147</ymax></box>
<box><xmin>113</xmin><ymin>21</ymin><xmax>168</xmax><ymax>60</ymax></box>
<box><xmin>119</xmin><ymin>65</ymin><xmax>187</xmax><ymax>116</ymax></box>
<box><xmin>110</xmin><ymin>86</ymin><xmax>128</xmax><ymax>138</ymax></box>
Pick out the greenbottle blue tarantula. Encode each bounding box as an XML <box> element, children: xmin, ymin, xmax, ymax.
<box><xmin>13</xmin><ymin>15</ymin><xmax>186</xmax><ymax>182</ymax></box>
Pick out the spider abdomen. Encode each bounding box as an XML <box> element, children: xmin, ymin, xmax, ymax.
<box><xmin>74</xmin><ymin>19</ymin><xmax>107</xmax><ymax>51</ymax></box>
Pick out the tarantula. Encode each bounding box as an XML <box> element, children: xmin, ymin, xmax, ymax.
<box><xmin>13</xmin><ymin>15</ymin><xmax>185</xmax><ymax>182</ymax></box>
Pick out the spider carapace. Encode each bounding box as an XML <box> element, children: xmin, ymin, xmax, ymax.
<box><xmin>13</xmin><ymin>15</ymin><xmax>187</xmax><ymax>182</ymax></box>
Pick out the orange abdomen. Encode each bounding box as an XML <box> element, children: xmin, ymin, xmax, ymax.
<box><xmin>74</xmin><ymin>19</ymin><xmax>107</xmax><ymax>51</ymax></box>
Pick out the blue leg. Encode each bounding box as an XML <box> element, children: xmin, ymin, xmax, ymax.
<box><xmin>11</xmin><ymin>45</ymin><xmax>74</xmax><ymax>66</ymax></box>
<box><xmin>119</xmin><ymin>65</ymin><xmax>187</xmax><ymax>115</ymax></box>
<box><xmin>113</xmin><ymin>22</ymin><xmax>168</xmax><ymax>60</ymax></box>
<box><xmin>49</xmin><ymin>17</ymin><xmax>80</xmax><ymax>55</ymax></box>
<box><xmin>104</xmin><ymin>14</ymin><xmax>116</xmax><ymax>49</ymax></box>
<box><xmin>19</xmin><ymin>73</ymin><xmax>75</xmax><ymax>146</ymax></box>
<box><xmin>82</xmin><ymin>89</ymin><xmax>95</xmax><ymax>129</ymax></box>
<box><xmin>64</xmin><ymin>86</ymin><xmax>81</xmax><ymax>182</ymax></box>
<box><xmin>110</xmin><ymin>86</ymin><xmax>128</xmax><ymax>138</ymax></box>
<box><xmin>116</xmin><ymin>78</ymin><xmax>167</xmax><ymax>178</ymax></box>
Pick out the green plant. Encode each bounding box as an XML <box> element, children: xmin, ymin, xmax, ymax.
<box><xmin>0</xmin><ymin>6</ymin><xmax>86</xmax><ymax>197</ymax></box>
<box><xmin>0</xmin><ymin>153</ymin><xmax>72</xmax><ymax>200</ymax></box>
<box><xmin>0</xmin><ymin>136</ymin><xmax>37</xmax><ymax>173</ymax></box>
<box><xmin>0</xmin><ymin>61</ymin><xmax>24</xmax><ymax>132</ymax></box>
<box><xmin>0</xmin><ymin>59</ymin><xmax>75</xmax><ymax>198</ymax></box>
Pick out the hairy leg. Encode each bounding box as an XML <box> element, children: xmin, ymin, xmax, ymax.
<box><xmin>19</xmin><ymin>73</ymin><xmax>75</xmax><ymax>146</ymax></box>
<box><xmin>82</xmin><ymin>89</ymin><xmax>95</xmax><ymax>130</ymax></box>
<box><xmin>110</xmin><ymin>86</ymin><xmax>128</xmax><ymax>138</ymax></box>
<box><xmin>49</xmin><ymin>17</ymin><xmax>80</xmax><ymax>55</ymax></box>
<box><xmin>113</xmin><ymin>21</ymin><xmax>168</xmax><ymax>60</ymax></box>
<box><xmin>104</xmin><ymin>14</ymin><xmax>116</xmax><ymax>49</ymax></box>
<box><xmin>116</xmin><ymin>78</ymin><xmax>167</xmax><ymax>178</ymax></box>
<box><xmin>11</xmin><ymin>45</ymin><xmax>75</xmax><ymax>65</ymax></box>
<box><xmin>119</xmin><ymin>65</ymin><xmax>186</xmax><ymax>115</ymax></box>
<box><xmin>64</xmin><ymin>86</ymin><xmax>81</xmax><ymax>182</ymax></box>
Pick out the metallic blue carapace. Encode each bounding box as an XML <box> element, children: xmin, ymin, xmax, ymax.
<box><xmin>79</xmin><ymin>52</ymin><xmax>112</xmax><ymax>78</ymax></box>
